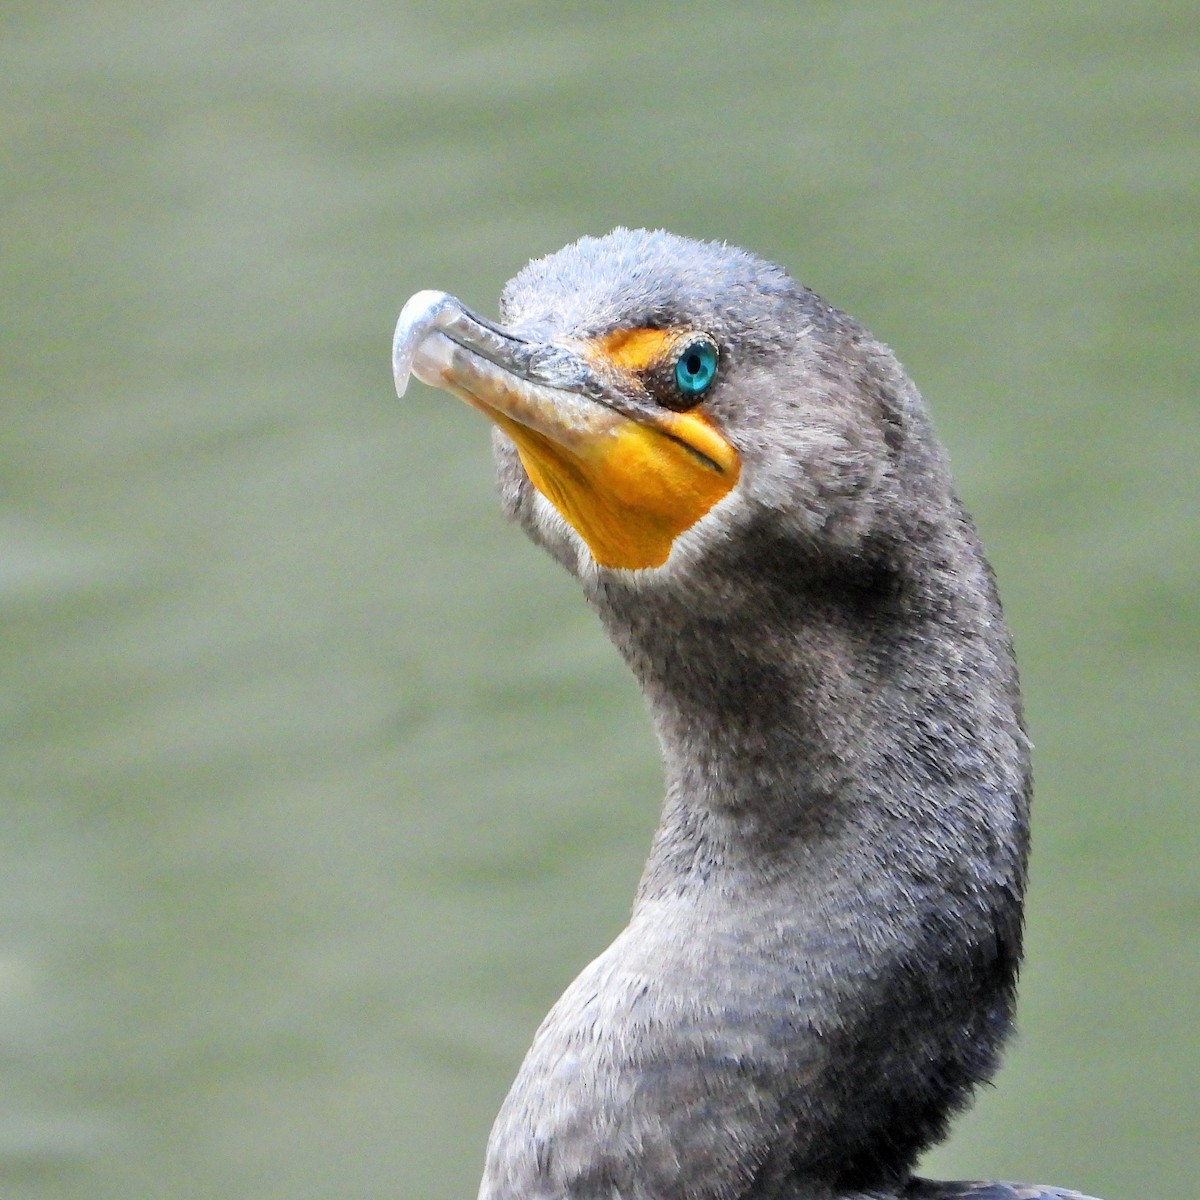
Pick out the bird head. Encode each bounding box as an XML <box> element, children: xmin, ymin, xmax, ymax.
<box><xmin>394</xmin><ymin>228</ymin><xmax>946</xmax><ymax>593</ymax></box>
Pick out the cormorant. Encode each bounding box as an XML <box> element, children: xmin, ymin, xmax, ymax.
<box><xmin>392</xmin><ymin>229</ymin><xmax>1100</xmax><ymax>1200</ymax></box>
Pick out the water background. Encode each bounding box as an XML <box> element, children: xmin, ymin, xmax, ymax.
<box><xmin>3</xmin><ymin>4</ymin><xmax>1197</xmax><ymax>1198</ymax></box>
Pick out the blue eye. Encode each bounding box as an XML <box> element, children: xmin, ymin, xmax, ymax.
<box><xmin>673</xmin><ymin>339</ymin><xmax>718</xmax><ymax>396</ymax></box>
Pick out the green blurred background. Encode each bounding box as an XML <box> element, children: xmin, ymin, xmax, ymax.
<box><xmin>2</xmin><ymin>3</ymin><xmax>1196</xmax><ymax>1198</ymax></box>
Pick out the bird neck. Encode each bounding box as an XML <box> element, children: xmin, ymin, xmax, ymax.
<box><xmin>590</xmin><ymin>525</ymin><xmax>1030</xmax><ymax>944</ymax></box>
<box><xmin>584</xmin><ymin>532</ymin><xmax>1030</xmax><ymax>1187</ymax></box>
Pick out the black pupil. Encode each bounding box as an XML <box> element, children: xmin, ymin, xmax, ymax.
<box><xmin>685</xmin><ymin>352</ymin><xmax>702</xmax><ymax>376</ymax></box>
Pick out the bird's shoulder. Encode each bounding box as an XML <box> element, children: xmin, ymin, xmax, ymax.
<box><xmin>904</xmin><ymin>1179</ymin><xmax>1102</xmax><ymax>1200</ymax></box>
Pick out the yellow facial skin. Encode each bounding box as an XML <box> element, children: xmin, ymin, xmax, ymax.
<box><xmin>434</xmin><ymin>327</ymin><xmax>740</xmax><ymax>570</ymax></box>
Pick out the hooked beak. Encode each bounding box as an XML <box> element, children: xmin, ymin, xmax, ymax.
<box><xmin>392</xmin><ymin>290</ymin><xmax>739</xmax><ymax>570</ymax></box>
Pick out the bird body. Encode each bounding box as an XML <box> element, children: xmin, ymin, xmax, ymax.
<box><xmin>392</xmin><ymin>229</ymin><xmax>1100</xmax><ymax>1200</ymax></box>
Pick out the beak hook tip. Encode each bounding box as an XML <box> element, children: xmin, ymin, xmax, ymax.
<box><xmin>392</xmin><ymin>289</ymin><xmax>455</xmax><ymax>397</ymax></box>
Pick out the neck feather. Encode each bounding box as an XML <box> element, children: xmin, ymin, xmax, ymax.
<box><xmin>583</xmin><ymin>516</ymin><xmax>1030</xmax><ymax>1187</ymax></box>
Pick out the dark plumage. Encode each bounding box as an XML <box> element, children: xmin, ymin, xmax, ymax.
<box><xmin>392</xmin><ymin>229</ymin><xmax>1100</xmax><ymax>1200</ymax></box>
